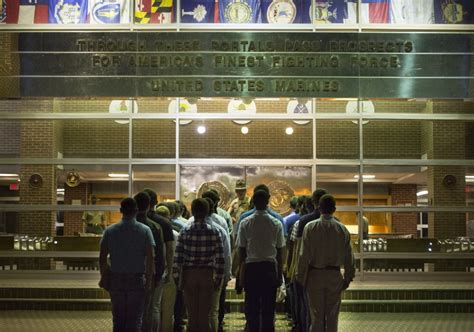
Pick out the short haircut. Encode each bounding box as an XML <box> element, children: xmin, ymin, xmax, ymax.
<box><xmin>319</xmin><ymin>194</ymin><xmax>336</xmax><ymax>214</ymax></box>
<box><xmin>120</xmin><ymin>197</ymin><xmax>138</xmax><ymax>215</ymax></box>
<box><xmin>175</xmin><ymin>200</ymin><xmax>185</xmax><ymax>213</ymax></box>
<box><xmin>312</xmin><ymin>188</ymin><xmax>328</xmax><ymax>205</ymax></box>
<box><xmin>290</xmin><ymin>196</ymin><xmax>298</xmax><ymax>209</ymax></box>
<box><xmin>202</xmin><ymin>190</ymin><xmax>220</xmax><ymax>204</ymax></box>
<box><xmin>155</xmin><ymin>205</ymin><xmax>170</xmax><ymax>218</ymax></box>
<box><xmin>253</xmin><ymin>189</ymin><xmax>270</xmax><ymax>209</ymax></box>
<box><xmin>164</xmin><ymin>202</ymin><xmax>176</xmax><ymax>216</ymax></box>
<box><xmin>203</xmin><ymin>197</ymin><xmax>214</xmax><ymax>215</ymax></box>
<box><xmin>209</xmin><ymin>189</ymin><xmax>221</xmax><ymax>201</ymax></box>
<box><xmin>134</xmin><ymin>192</ymin><xmax>150</xmax><ymax>212</ymax></box>
<box><xmin>191</xmin><ymin>198</ymin><xmax>209</xmax><ymax>220</ymax></box>
<box><xmin>253</xmin><ymin>184</ymin><xmax>270</xmax><ymax>195</ymax></box>
<box><xmin>142</xmin><ymin>188</ymin><xmax>158</xmax><ymax>206</ymax></box>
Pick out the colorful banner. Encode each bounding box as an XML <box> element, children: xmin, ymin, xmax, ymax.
<box><xmin>312</xmin><ymin>0</ymin><xmax>357</xmax><ymax>24</ymax></box>
<box><xmin>135</xmin><ymin>0</ymin><xmax>174</xmax><ymax>24</ymax></box>
<box><xmin>390</xmin><ymin>0</ymin><xmax>434</xmax><ymax>24</ymax></box>
<box><xmin>360</xmin><ymin>0</ymin><xmax>390</xmax><ymax>23</ymax></box>
<box><xmin>48</xmin><ymin>0</ymin><xmax>88</xmax><ymax>24</ymax></box>
<box><xmin>181</xmin><ymin>0</ymin><xmax>214</xmax><ymax>23</ymax></box>
<box><xmin>91</xmin><ymin>0</ymin><xmax>129</xmax><ymax>24</ymax></box>
<box><xmin>434</xmin><ymin>0</ymin><xmax>474</xmax><ymax>24</ymax></box>
<box><xmin>219</xmin><ymin>0</ymin><xmax>261</xmax><ymax>23</ymax></box>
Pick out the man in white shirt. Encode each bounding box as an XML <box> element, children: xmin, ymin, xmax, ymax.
<box><xmin>237</xmin><ymin>189</ymin><xmax>285</xmax><ymax>332</ymax></box>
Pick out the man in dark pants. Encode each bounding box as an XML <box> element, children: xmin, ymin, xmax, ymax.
<box><xmin>99</xmin><ymin>198</ymin><xmax>155</xmax><ymax>332</ymax></box>
<box><xmin>237</xmin><ymin>189</ymin><xmax>285</xmax><ymax>332</ymax></box>
<box><xmin>134</xmin><ymin>192</ymin><xmax>165</xmax><ymax>332</ymax></box>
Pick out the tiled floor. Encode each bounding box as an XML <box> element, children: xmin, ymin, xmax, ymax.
<box><xmin>0</xmin><ymin>311</ymin><xmax>473</xmax><ymax>331</ymax></box>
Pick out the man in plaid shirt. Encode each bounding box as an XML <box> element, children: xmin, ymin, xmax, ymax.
<box><xmin>173</xmin><ymin>198</ymin><xmax>225</xmax><ymax>332</ymax></box>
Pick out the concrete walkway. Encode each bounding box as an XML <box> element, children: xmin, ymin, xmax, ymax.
<box><xmin>0</xmin><ymin>311</ymin><xmax>473</xmax><ymax>331</ymax></box>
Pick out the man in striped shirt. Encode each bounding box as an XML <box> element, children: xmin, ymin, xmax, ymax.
<box><xmin>173</xmin><ymin>198</ymin><xmax>225</xmax><ymax>332</ymax></box>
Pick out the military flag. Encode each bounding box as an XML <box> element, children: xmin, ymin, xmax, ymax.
<box><xmin>90</xmin><ymin>0</ymin><xmax>129</xmax><ymax>24</ymax></box>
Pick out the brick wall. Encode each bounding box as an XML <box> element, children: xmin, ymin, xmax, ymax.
<box><xmin>63</xmin><ymin>183</ymin><xmax>89</xmax><ymax>236</ymax></box>
<box><xmin>19</xmin><ymin>118</ymin><xmax>57</xmax><ymax>237</ymax></box>
<box><xmin>425</xmin><ymin>101</ymin><xmax>466</xmax><ymax>249</ymax></box>
<box><xmin>180</xmin><ymin>119</ymin><xmax>313</xmax><ymax>159</ymax></box>
<box><xmin>390</xmin><ymin>184</ymin><xmax>418</xmax><ymax>237</ymax></box>
<box><xmin>0</xmin><ymin>34</ymin><xmax>20</xmax><ymax>98</ymax></box>
<box><xmin>0</xmin><ymin>121</ymin><xmax>20</xmax><ymax>157</ymax></box>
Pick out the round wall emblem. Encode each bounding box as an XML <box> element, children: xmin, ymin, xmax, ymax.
<box><xmin>267</xmin><ymin>0</ymin><xmax>296</xmax><ymax>24</ymax></box>
<box><xmin>29</xmin><ymin>173</ymin><xmax>43</xmax><ymax>188</ymax></box>
<box><xmin>197</xmin><ymin>180</ymin><xmax>232</xmax><ymax>210</ymax></box>
<box><xmin>66</xmin><ymin>171</ymin><xmax>81</xmax><ymax>187</ymax></box>
<box><xmin>225</xmin><ymin>1</ymin><xmax>252</xmax><ymax>23</ymax></box>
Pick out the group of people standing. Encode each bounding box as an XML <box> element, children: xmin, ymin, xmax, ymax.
<box><xmin>98</xmin><ymin>179</ymin><xmax>355</xmax><ymax>332</ymax></box>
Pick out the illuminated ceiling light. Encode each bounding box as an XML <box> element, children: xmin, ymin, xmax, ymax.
<box><xmin>197</xmin><ymin>125</ymin><xmax>206</xmax><ymax>134</ymax></box>
<box><xmin>416</xmin><ymin>190</ymin><xmax>428</xmax><ymax>197</ymax></box>
<box><xmin>108</xmin><ymin>173</ymin><xmax>129</xmax><ymax>178</ymax></box>
<box><xmin>354</xmin><ymin>175</ymin><xmax>376</xmax><ymax>179</ymax></box>
<box><xmin>466</xmin><ymin>175</ymin><xmax>474</xmax><ymax>182</ymax></box>
<box><xmin>241</xmin><ymin>126</ymin><xmax>249</xmax><ymax>135</ymax></box>
<box><xmin>0</xmin><ymin>173</ymin><xmax>19</xmax><ymax>177</ymax></box>
<box><xmin>285</xmin><ymin>127</ymin><xmax>294</xmax><ymax>135</ymax></box>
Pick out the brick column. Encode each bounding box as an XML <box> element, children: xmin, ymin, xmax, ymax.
<box><xmin>64</xmin><ymin>183</ymin><xmax>90</xmax><ymax>235</ymax></box>
<box><xmin>0</xmin><ymin>33</ymin><xmax>20</xmax><ymax>98</ymax></box>
<box><xmin>391</xmin><ymin>184</ymin><xmax>418</xmax><ymax>237</ymax></box>
<box><xmin>424</xmin><ymin>101</ymin><xmax>467</xmax><ymax>271</ymax></box>
<box><xmin>19</xmin><ymin>118</ymin><xmax>58</xmax><ymax>237</ymax></box>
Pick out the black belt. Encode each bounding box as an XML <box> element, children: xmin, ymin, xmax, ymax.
<box><xmin>309</xmin><ymin>265</ymin><xmax>340</xmax><ymax>271</ymax></box>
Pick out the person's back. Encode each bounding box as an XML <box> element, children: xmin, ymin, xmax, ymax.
<box><xmin>304</xmin><ymin>217</ymin><xmax>351</xmax><ymax>270</ymax></box>
<box><xmin>240</xmin><ymin>211</ymin><xmax>282</xmax><ymax>264</ymax></box>
<box><xmin>99</xmin><ymin>198</ymin><xmax>155</xmax><ymax>332</ymax></box>
<box><xmin>296</xmin><ymin>194</ymin><xmax>354</xmax><ymax>332</ymax></box>
<box><xmin>104</xmin><ymin>221</ymin><xmax>153</xmax><ymax>274</ymax></box>
<box><xmin>238</xmin><ymin>189</ymin><xmax>285</xmax><ymax>332</ymax></box>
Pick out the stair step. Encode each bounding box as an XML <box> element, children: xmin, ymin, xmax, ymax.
<box><xmin>1</xmin><ymin>297</ymin><xmax>472</xmax><ymax>313</ymax></box>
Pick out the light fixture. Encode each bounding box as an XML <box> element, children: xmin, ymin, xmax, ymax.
<box><xmin>0</xmin><ymin>173</ymin><xmax>19</xmax><ymax>177</ymax></box>
<box><xmin>108</xmin><ymin>173</ymin><xmax>129</xmax><ymax>178</ymax></box>
<box><xmin>466</xmin><ymin>175</ymin><xmax>474</xmax><ymax>182</ymax></box>
<box><xmin>241</xmin><ymin>126</ymin><xmax>249</xmax><ymax>135</ymax></box>
<box><xmin>285</xmin><ymin>127</ymin><xmax>294</xmax><ymax>135</ymax></box>
<box><xmin>416</xmin><ymin>190</ymin><xmax>428</xmax><ymax>197</ymax></box>
<box><xmin>197</xmin><ymin>125</ymin><xmax>206</xmax><ymax>134</ymax></box>
<box><xmin>354</xmin><ymin>175</ymin><xmax>376</xmax><ymax>179</ymax></box>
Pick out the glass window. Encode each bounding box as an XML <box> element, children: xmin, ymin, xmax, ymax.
<box><xmin>132</xmin><ymin>164</ymin><xmax>176</xmax><ymax>201</ymax></box>
<box><xmin>362</xmin><ymin>165</ymin><xmax>471</xmax><ymax>208</ymax></box>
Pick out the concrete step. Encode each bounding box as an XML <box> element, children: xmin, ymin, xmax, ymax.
<box><xmin>1</xmin><ymin>287</ymin><xmax>473</xmax><ymax>301</ymax></box>
<box><xmin>1</xmin><ymin>297</ymin><xmax>472</xmax><ymax>313</ymax></box>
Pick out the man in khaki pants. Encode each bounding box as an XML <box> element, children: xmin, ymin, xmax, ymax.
<box><xmin>296</xmin><ymin>194</ymin><xmax>355</xmax><ymax>332</ymax></box>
